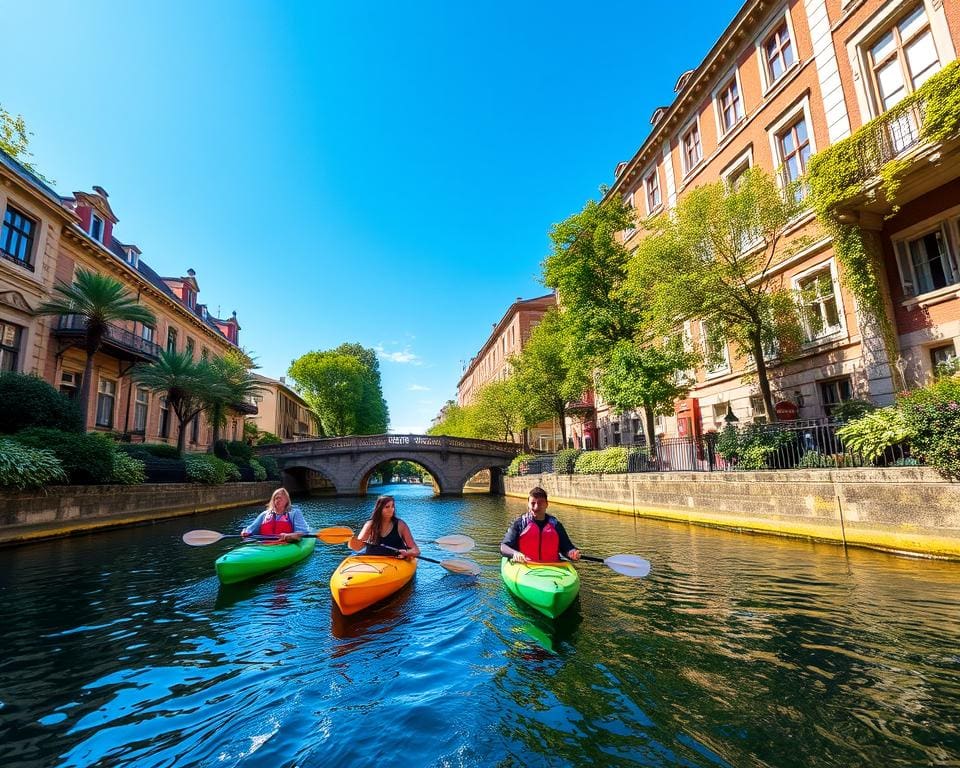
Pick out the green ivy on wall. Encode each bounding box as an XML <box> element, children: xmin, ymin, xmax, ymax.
<box><xmin>806</xmin><ymin>60</ymin><xmax>960</xmax><ymax>391</ymax></box>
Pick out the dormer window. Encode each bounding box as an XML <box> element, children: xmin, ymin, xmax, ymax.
<box><xmin>89</xmin><ymin>214</ymin><xmax>104</xmax><ymax>242</ymax></box>
<box><xmin>125</xmin><ymin>249</ymin><xmax>139</xmax><ymax>268</ymax></box>
<box><xmin>200</xmin><ymin>306</ymin><xmax>208</xmax><ymax>321</ymax></box>
<box><xmin>186</xmin><ymin>290</ymin><xmax>196</xmax><ymax>309</ymax></box>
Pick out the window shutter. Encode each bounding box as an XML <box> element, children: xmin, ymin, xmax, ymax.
<box><xmin>893</xmin><ymin>241</ymin><xmax>915</xmax><ymax>296</ymax></box>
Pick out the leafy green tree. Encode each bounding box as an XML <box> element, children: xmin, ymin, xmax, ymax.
<box><xmin>597</xmin><ymin>339</ymin><xmax>697</xmax><ymax>445</ymax></box>
<box><xmin>1</xmin><ymin>104</ymin><xmax>50</xmax><ymax>182</ymax></box>
<box><xmin>331</xmin><ymin>342</ymin><xmax>389</xmax><ymax>433</ymax></box>
<box><xmin>628</xmin><ymin>168</ymin><xmax>806</xmax><ymax>421</ymax></box>
<box><xmin>427</xmin><ymin>401</ymin><xmax>476</xmax><ymax>438</ymax></box>
<box><xmin>472</xmin><ymin>378</ymin><xmax>525</xmax><ymax>442</ymax></box>
<box><xmin>511</xmin><ymin>309</ymin><xmax>589</xmax><ymax>447</ymax></box>
<box><xmin>288</xmin><ymin>351</ymin><xmax>367</xmax><ymax>436</ymax></box>
<box><xmin>36</xmin><ymin>269</ymin><xmax>156</xmax><ymax>428</ymax></box>
<box><xmin>134</xmin><ymin>349</ymin><xmax>221</xmax><ymax>453</ymax></box>
<box><xmin>203</xmin><ymin>351</ymin><xmax>264</xmax><ymax>448</ymax></box>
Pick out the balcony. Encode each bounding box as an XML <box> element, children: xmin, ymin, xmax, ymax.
<box><xmin>52</xmin><ymin>315</ymin><xmax>163</xmax><ymax>362</ymax></box>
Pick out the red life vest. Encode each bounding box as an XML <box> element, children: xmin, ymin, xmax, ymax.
<box><xmin>518</xmin><ymin>514</ymin><xmax>560</xmax><ymax>562</ymax></box>
<box><xmin>260</xmin><ymin>512</ymin><xmax>294</xmax><ymax>535</ymax></box>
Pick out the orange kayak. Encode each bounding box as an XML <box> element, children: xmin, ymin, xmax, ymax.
<box><xmin>329</xmin><ymin>555</ymin><xmax>417</xmax><ymax>615</ymax></box>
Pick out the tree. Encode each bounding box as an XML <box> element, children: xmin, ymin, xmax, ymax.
<box><xmin>331</xmin><ymin>342</ymin><xmax>389</xmax><ymax>433</ymax></box>
<box><xmin>133</xmin><ymin>349</ymin><xmax>222</xmax><ymax>453</ymax></box>
<box><xmin>511</xmin><ymin>309</ymin><xmax>589</xmax><ymax>447</ymax></box>
<box><xmin>1</xmin><ymin>104</ymin><xmax>50</xmax><ymax>182</ymax></box>
<box><xmin>628</xmin><ymin>168</ymin><xmax>806</xmax><ymax>421</ymax></box>
<box><xmin>288</xmin><ymin>351</ymin><xmax>368</xmax><ymax>436</ymax></box>
<box><xmin>203</xmin><ymin>351</ymin><xmax>264</xmax><ymax>448</ymax></box>
<box><xmin>597</xmin><ymin>339</ymin><xmax>697</xmax><ymax>445</ymax></box>
<box><xmin>427</xmin><ymin>401</ymin><xmax>475</xmax><ymax>438</ymax></box>
<box><xmin>543</xmin><ymin>195</ymin><xmax>640</xmax><ymax>365</ymax></box>
<box><xmin>472</xmin><ymin>378</ymin><xmax>525</xmax><ymax>442</ymax></box>
<box><xmin>36</xmin><ymin>269</ymin><xmax>156</xmax><ymax>428</ymax></box>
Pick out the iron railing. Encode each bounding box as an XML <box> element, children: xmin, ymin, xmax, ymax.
<box><xmin>53</xmin><ymin>315</ymin><xmax>163</xmax><ymax>360</ymax></box>
<box><xmin>516</xmin><ymin>420</ymin><xmax>917</xmax><ymax>475</ymax></box>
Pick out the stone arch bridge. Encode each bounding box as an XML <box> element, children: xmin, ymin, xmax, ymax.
<box><xmin>256</xmin><ymin>434</ymin><xmax>520</xmax><ymax>496</ymax></box>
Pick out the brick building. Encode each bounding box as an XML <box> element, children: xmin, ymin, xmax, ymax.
<box><xmin>595</xmin><ymin>0</ymin><xmax>959</xmax><ymax>442</ymax></box>
<box><xmin>0</xmin><ymin>149</ymin><xmax>252</xmax><ymax>449</ymax></box>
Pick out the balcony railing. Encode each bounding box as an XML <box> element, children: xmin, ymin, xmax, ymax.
<box><xmin>53</xmin><ymin>315</ymin><xmax>163</xmax><ymax>361</ymax></box>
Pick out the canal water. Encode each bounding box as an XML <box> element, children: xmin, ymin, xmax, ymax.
<box><xmin>1</xmin><ymin>483</ymin><xmax>959</xmax><ymax>767</ymax></box>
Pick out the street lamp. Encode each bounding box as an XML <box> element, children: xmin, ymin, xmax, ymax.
<box><xmin>724</xmin><ymin>404</ymin><xmax>739</xmax><ymax>425</ymax></box>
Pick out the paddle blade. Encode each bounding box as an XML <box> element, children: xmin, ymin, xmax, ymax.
<box><xmin>182</xmin><ymin>530</ymin><xmax>226</xmax><ymax>546</ymax></box>
<box><xmin>315</xmin><ymin>527</ymin><xmax>354</xmax><ymax>544</ymax></box>
<box><xmin>440</xmin><ymin>558</ymin><xmax>482</xmax><ymax>576</ymax></box>
<box><xmin>433</xmin><ymin>534</ymin><xmax>476</xmax><ymax>553</ymax></box>
<box><xmin>603</xmin><ymin>555</ymin><xmax>651</xmax><ymax>579</ymax></box>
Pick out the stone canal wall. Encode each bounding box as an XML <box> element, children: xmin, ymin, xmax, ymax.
<box><xmin>0</xmin><ymin>481</ymin><xmax>275</xmax><ymax>546</ymax></box>
<box><xmin>504</xmin><ymin>468</ymin><xmax>960</xmax><ymax>559</ymax></box>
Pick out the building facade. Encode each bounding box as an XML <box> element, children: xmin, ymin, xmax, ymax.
<box><xmin>0</xmin><ymin>150</ymin><xmax>251</xmax><ymax>449</ymax></box>
<box><xmin>598</xmin><ymin>0</ymin><xmax>960</xmax><ymax>441</ymax></box>
<box><xmin>456</xmin><ymin>293</ymin><xmax>566</xmax><ymax>450</ymax></box>
<box><xmin>249</xmin><ymin>373</ymin><xmax>319</xmax><ymax>441</ymax></box>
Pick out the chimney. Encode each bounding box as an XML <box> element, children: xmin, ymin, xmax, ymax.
<box><xmin>187</xmin><ymin>268</ymin><xmax>196</xmax><ymax>277</ymax></box>
<box><xmin>280</xmin><ymin>376</ymin><xmax>286</xmax><ymax>384</ymax></box>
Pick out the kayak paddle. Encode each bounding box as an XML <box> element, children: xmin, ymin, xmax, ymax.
<box><xmin>366</xmin><ymin>541</ymin><xmax>482</xmax><ymax>576</ymax></box>
<box><xmin>182</xmin><ymin>526</ymin><xmax>354</xmax><ymax>547</ymax></box>
<box><xmin>577</xmin><ymin>553</ymin><xmax>651</xmax><ymax>579</ymax></box>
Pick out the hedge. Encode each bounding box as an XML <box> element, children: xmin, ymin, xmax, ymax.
<box><xmin>13</xmin><ymin>428</ymin><xmax>116</xmax><ymax>484</ymax></box>
<box><xmin>0</xmin><ymin>372</ymin><xmax>83</xmax><ymax>434</ymax></box>
<box><xmin>0</xmin><ymin>438</ymin><xmax>68</xmax><ymax>489</ymax></box>
<box><xmin>574</xmin><ymin>447</ymin><xmax>631</xmax><ymax>474</ymax></box>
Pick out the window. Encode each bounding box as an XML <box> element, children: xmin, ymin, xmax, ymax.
<box><xmin>0</xmin><ymin>321</ymin><xmax>23</xmax><ymax>371</ymax></box>
<box><xmin>96</xmin><ymin>378</ymin><xmax>116</xmax><ymax>428</ymax></box>
<box><xmin>191</xmin><ymin>414</ymin><xmax>200</xmax><ymax>444</ymax></box>
<box><xmin>701</xmin><ymin>322</ymin><xmax>729</xmax><ymax>374</ymax></box>
<box><xmin>611</xmin><ymin>420</ymin><xmax>621</xmax><ymax>446</ymax></box>
<box><xmin>1</xmin><ymin>206</ymin><xmax>37</xmax><ymax>269</ymax></box>
<box><xmin>186</xmin><ymin>337</ymin><xmax>195</xmax><ymax>357</ymax></box>
<box><xmin>930</xmin><ymin>343</ymin><xmax>957</xmax><ymax>375</ymax></box>
<box><xmin>797</xmin><ymin>266</ymin><xmax>842</xmax><ymax>341</ymax></box>
<box><xmin>820</xmin><ymin>377</ymin><xmax>853</xmax><ymax>418</ymax></box>
<box><xmin>750</xmin><ymin>394</ymin><xmax>768</xmax><ymax>424</ymax></box>
<box><xmin>133</xmin><ymin>387</ymin><xmax>149</xmax><ymax>433</ymax></box>
<box><xmin>894</xmin><ymin>224</ymin><xmax>959</xmax><ymax>296</ymax></box>
<box><xmin>201</xmin><ymin>347</ymin><xmax>209</xmax><ymax>361</ymax></box>
<box><xmin>711</xmin><ymin>402</ymin><xmax>730</xmax><ymax>429</ymax></box>
<box><xmin>59</xmin><ymin>371</ymin><xmax>82</xmax><ymax>400</ymax></box>
<box><xmin>777</xmin><ymin>116</ymin><xmax>811</xmax><ymax>193</ymax></box>
<box><xmin>681</xmin><ymin>122</ymin><xmax>703</xmax><ymax>175</ymax></box>
<box><xmin>159</xmin><ymin>396</ymin><xmax>170</xmax><ymax>439</ymax></box>
<box><xmin>89</xmin><ymin>214</ymin><xmax>104</xmax><ymax>242</ymax></box>
<box><xmin>763</xmin><ymin>21</ymin><xmax>795</xmax><ymax>85</ymax></box>
<box><xmin>141</xmin><ymin>325</ymin><xmax>155</xmax><ymax>343</ymax></box>
<box><xmin>868</xmin><ymin>5</ymin><xmax>941</xmax><ymax>113</ymax></box>
<box><xmin>167</xmin><ymin>327</ymin><xmax>178</xmax><ymax>354</ymax></box>
<box><xmin>644</xmin><ymin>167</ymin><xmax>661</xmax><ymax>213</ymax></box>
<box><xmin>623</xmin><ymin>193</ymin><xmax>636</xmax><ymax>240</ymax></box>
<box><xmin>717</xmin><ymin>77</ymin><xmax>744</xmax><ymax>134</ymax></box>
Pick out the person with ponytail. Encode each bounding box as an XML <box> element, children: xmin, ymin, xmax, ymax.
<box><xmin>241</xmin><ymin>488</ymin><xmax>309</xmax><ymax>543</ymax></box>
<box><xmin>349</xmin><ymin>495</ymin><xmax>420</xmax><ymax>559</ymax></box>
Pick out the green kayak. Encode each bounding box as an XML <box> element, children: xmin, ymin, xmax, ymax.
<box><xmin>500</xmin><ymin>557</ymin><xmax>580</xmax><ymax>619</ymax></box>
<box><xmin>215</xmin><ymin>538</ymin><xmax>316</xmax><ymax>585</ymax></box>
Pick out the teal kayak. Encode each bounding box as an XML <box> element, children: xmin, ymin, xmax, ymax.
<box><xmin>500</xmin><ymin>558</ymin><xmax>580</xmax><ymax>619</ymax></box>
<box><xmin>215</xmin><ymin>538</ymin><xmax>316</xmax><ymax>585</ymax></box>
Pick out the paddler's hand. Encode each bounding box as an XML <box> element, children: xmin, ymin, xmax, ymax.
<box><xmin>566</xmin><ymin>549</ymin><xmax>581</xmax><ymax>561</ymax></box>
<box><xmin>396</xmin><ymin>549</ymin><xmax>410</xmax><ymax>559</ymax></box>
<box><xmin>285</xmin><ymin>533</ymin><xmax>303</xmax><ymax>543</ymax></box>
<box><xmin>510</xmin><ymin>551</ymin><xmax>529</xmax><ymax>564</ymax></box>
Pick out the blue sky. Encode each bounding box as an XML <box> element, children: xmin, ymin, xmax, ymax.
<box><xmin>5</xmin><ymin>0</ymin><xmax>742</xmax><ymax>432</ymax></box>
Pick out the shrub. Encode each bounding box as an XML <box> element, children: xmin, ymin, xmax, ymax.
<box><xmin>111</xmin><ymin>451</ymin><xmax>146</xmax><ymax>484</ymax></box>
<box><xmin>714</xmin><ymin>423</ymin><xmax>797</xmax><ymax>470</ymax></box>
<box><xmin>0</xmin><ymin>372</ymin><xmax>83</xmax><ymax>434</ymax></box>
<box><xmin>141</xmin><ymin>443</ymin><xmax>181</xmax><ymax>459</ymax></box>
<box><xmin>574</xmin><ymin>447</ymin><xmax>630</xmax><ymax>474</ymax></box>
<box><xmin>257</xmin><ymin>431</ymin><xmax>282</xmax><ymax>446</ymax></box>
<box><xmin>0</xmin><ymin>439</ymin><xmax>68</xmax><ymax>489</ymax></box>
<box><xmin>226</xmin><ymin>440</ymin><xmax>254</xmax><ymax>461</ymax></box>
<box><xmin>831</xmin><ymin>398</ymin><xmax>878</xmax><ymax>422</ymax></box>
<box><xmin>554</xmin><ymin>448</ymin><xmax>582</xmax><ymax>474</ymax></box>
<box><xmin>213</xmin><ymin>440</ymin><xmax>232</xmax><ymax>461</ymax></box>
<box><xmin>836</xmin><ymin>407</ymin><xmax>914</xmax><ymax>462</ymax></box>
<box><xmin>12</xmin><ymin>428</ymin><xmax>116</xmax><ymax>484</ymax></box>
<box><xmin>507</xmin><ymin>453</ymin><xmax>536</xmax><ymax>477</ymax></box>
<box><xmin>249</xmin><ymin>458</ymin><xmax>268</xmax><ymax>481</ymax></box>
<box><xmin>184</xmin><ymin>454</ymin><xmax>240</xmax><ymax>484</ymax></box>
<box><xmin>142</xmin><ymin>456</ymin><xmax>188</xmax><ymax>483</ymax></box>
<box><xmin>898</xmin><ymin>376</ymin><xmax>960</xmax><ymax>479</ymax></box>
<box><xmin>258</xmin><ymin>455</ymin><xmax>280</xmax><ymax>480</ymax></box>
<box><xmin>797</xmin><ymin>450</ymin><xmax>838</xmax><ymax>469</ymax></box>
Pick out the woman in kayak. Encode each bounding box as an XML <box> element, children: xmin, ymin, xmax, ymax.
<box><xmin>242</xmin><ymin>488</ymin><xmax>309</xmax><ymax>543</ymax></box>
<box><xmin>500</xmin><ymin>486</ymin><xmax>581</xmax><ymax>564</ymax></box>
<box><xmin>349</xmin><ymin>495</ymin><xmax>421</xmax><ymax>559</ymax></box>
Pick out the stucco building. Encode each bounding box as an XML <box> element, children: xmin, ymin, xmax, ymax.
<box><xmin>249</xmin><ymin>373</ymin><xmax>319</xmax><ymax>440</ymax></box>
<box><xmin>0</xmin><ymin>149</ymin><xmax>251</xmax><ymax>449</ymax></box>
<box><xmin>595</xmin><ymin>0</ymin><xmax>960</xmax><ymax>442</ymax></box>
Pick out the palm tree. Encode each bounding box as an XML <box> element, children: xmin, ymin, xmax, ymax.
<box><xmin>133</xmin><ymin>348</ymin><xmax>224</xmax><ymax>453</ymax></box>
<box><xmin>203</xmin><ymin>351</ymin><xmax>264</xmax><ymax>448</ymax></box>
<box><xmin>36</xmin><ymin>269</ymin><xmax>156</xmax><ymax>427</ymax></box>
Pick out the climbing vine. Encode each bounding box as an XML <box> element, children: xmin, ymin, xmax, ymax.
<box><xmin>806</xmin><ymin>61</ymin><xmax>960</xmax><ymax>392</ymax></box>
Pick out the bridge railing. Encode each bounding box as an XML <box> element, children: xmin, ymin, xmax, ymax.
<box><xmin>256</xmin><ymin>434</ymin><xmax>521</xmax><ymax>456</ymax></box>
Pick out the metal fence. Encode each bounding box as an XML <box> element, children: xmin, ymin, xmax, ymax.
<box><xmin>517</xmin><ymin>420</ymin><xmax>917</xmax><ymax>475</ymax></box>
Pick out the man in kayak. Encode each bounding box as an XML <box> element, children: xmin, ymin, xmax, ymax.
<box><xmin>348</xmin><ymin>495</ymin><xmax>421</xmax><ymax>559</ymax></box>
<box><xmin>242</xmin><ymin>488</ymin><xmax>309</xmax><ymax>543</ymax></box>
<box><xmin>500</xmin><ymin>486</ymin><xmax>581</xmax><ymax>564</ymax></box>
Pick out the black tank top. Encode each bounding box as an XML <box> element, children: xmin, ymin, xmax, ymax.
<box><xmin>364</xmin><ymin>519</ymin><xmax>406</xmax><ymax>556</ymax></box>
